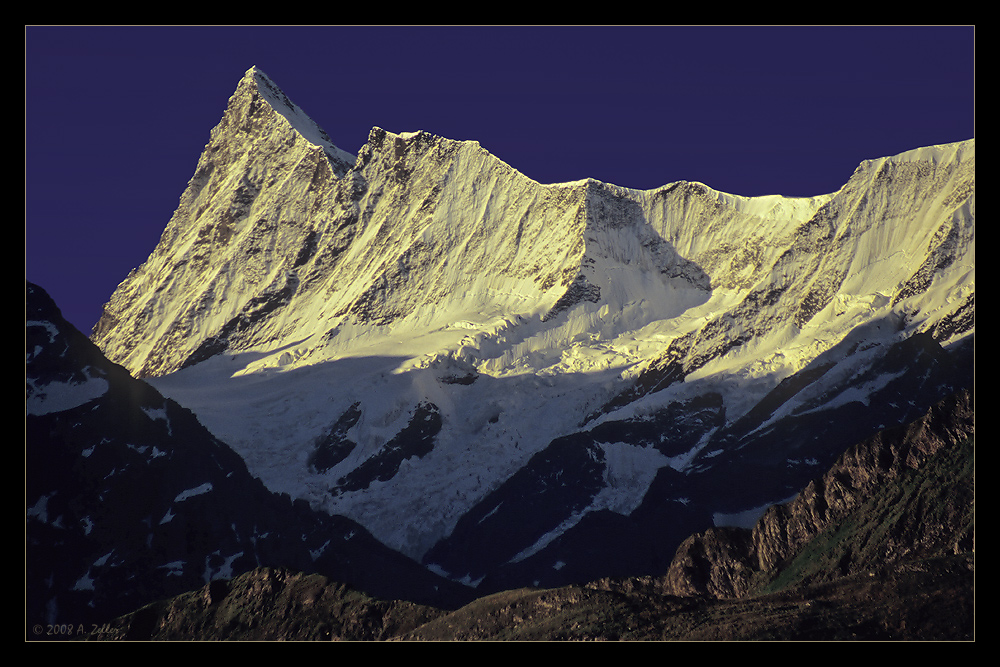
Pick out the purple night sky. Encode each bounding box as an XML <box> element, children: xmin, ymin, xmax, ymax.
<box><xmin>25</xmin><ymin>25</ymin><xmax>975</xmax><ymax>335</ymax></box>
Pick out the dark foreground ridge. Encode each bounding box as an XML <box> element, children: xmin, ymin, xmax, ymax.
<box><xmin>81</xmin><ymin>388</ymin><xmax>974</xmax><ymax>641</ymax></box>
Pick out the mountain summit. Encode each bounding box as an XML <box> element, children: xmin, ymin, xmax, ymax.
<box><xmin>89</xmin><ymin>67</ymin><xmax>974</xmax><ymax>594</ymax></box>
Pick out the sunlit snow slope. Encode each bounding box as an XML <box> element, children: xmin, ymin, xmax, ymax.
<box><xmin>92</xmin><ymin>67</ymin><xmax>974</xmax><ymax>585</ymax></box>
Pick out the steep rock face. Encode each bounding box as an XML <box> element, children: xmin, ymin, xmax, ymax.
<box><xmin>92</xmin><ymin>66</ymin><xmax>355</xmax><ymax>378</ymax></box>
<box><xmin>662</xmin><ymin>388</ymin><xmax>974</xmax><ymax>599</ymax></box>
<box><xmin>337</xmin><ymin>127</ymin><xmax>594</xmax><ymax>328</ymax></box>
<box><xmin>599</xmin><ymin>140</ymin><xmax>975</xmax><ymax>417</ymax></box>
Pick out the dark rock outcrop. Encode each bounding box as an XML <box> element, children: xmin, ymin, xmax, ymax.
<box><xmin>90</xmin><ymin>567</ymin><xmax>447</xmax><ymax>641</ymax></box>
<box><xmin>663</xmin><ymin>388</ymin><xmax>974</xmax><ymax>599</ymax></box>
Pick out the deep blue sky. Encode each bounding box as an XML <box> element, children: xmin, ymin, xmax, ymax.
<box><xmin>25</xmin><ymin>25</ymin><xmax>975</xmax><ymax>335</ymax></box>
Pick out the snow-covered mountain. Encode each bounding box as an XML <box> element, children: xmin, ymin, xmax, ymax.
<box><xmin>90</xmin><ymin>67</ymin><xmax>974</xmax><ymax>594</ymax></box>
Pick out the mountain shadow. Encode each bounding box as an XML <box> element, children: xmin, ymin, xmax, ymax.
<box><xmin>26</xmin><ymin>281</ymin><xmax>475</xmax><ymax>638</ymax></box>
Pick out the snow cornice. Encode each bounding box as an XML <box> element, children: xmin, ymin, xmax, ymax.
<box><xmin>241</xmin><ymin>65</ymin><xmax>356</xmax><ymax>173</ymax></box>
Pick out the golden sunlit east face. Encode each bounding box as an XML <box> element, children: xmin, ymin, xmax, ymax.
<box><xmin>26</xmin><ymin>25</ymin><xmax>974</xmax><ymax>642</ymax></box>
